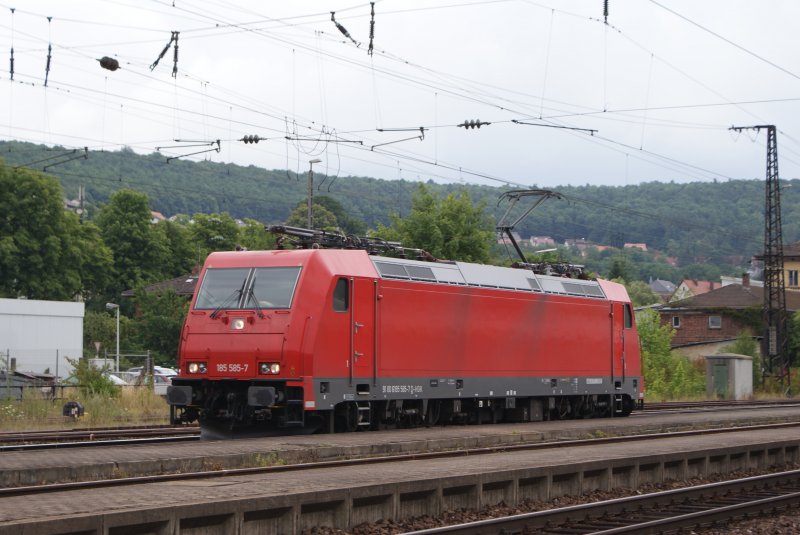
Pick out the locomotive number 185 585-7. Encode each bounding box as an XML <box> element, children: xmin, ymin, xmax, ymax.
<box><xmin>216</xmin><ymin>363</ymin><xmax>249</xmax><ymax>373</ymax></box>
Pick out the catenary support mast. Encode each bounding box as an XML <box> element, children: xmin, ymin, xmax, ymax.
<box><xmin>731</xmin><ymin>124</ymin><xmax>789</xmax><ymax>394</ymax></box>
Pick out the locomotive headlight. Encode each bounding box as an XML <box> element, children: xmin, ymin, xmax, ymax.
<box><xmin>259</xmin><ymin>362</ymin><xmax>281</xmax><ymax>375</ymax></box>
<box><xmin>188</xmin><ymin>362</ymin><xmax>207</xmax><ymax>374</ymax></box>
<box><xmin>231</xmin><ymin>318</ymin><xmax>245</xmax><ymax>330</ymax></box>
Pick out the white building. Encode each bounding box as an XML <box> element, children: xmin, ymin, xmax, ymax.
<box><xmin>0</xmin><ymin>298</ymin><xmax>84</xmax><ymax>378</ymax></box>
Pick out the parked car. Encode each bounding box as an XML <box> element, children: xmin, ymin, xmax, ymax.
<box><xmin>103</xmin><ymin>373</ymin><xmax>129</xmax><ymax>386</ymax></box>
<box><xmin>121</xmin><ymin>367</ymin><xmax>176</xmax><ymax>396</ymax></box>
<box><xmin>126</xmin><ymin>366</ymin><xmax>177</xmax><ymax>377</ymax></box>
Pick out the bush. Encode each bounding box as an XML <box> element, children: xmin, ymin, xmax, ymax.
<box><xmin>66</xmin><ymin>357</ymin><xmax>120</xmax><ymax>398</ymax></box>
<box><xmin>638</xmin><ymin>309</ymin><xmax>705</xmax><ymax>400</ymax></box>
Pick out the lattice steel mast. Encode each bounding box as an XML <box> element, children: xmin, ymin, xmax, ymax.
<box><xmin>731</xmin><ymin>124</ymin><xmax>789</xmax><ymax>393</ymax></box>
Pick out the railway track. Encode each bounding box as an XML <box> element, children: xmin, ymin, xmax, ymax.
<box><xmin>0</xmin><ymin>425</ymin><xmax>199</xmax><ymax>451</ymax></box>
<box><xmin>3</xmin><ymin>420</ymin><xmax>799</xmax><ymax>498</ymax></box>
<box><xmin>642</xmin><ymin>399</ymin><xmax>800</xmax><ymax>412</ymax></box>
<box><xmin>0</xmin><ymin>398</ymin><xmax>796</xmax><ymax>451</ymax></box>
<box><xmin>405</xmin><ymin>469</ymin><xmax>800</xmax><ymax>534</ymax></box>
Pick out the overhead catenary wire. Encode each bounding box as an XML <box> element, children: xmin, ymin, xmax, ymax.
<box><xmin>0</xmin><ymin>0</ymin><xmax>796</xmax><ymax>193</ymax></box>
<box><xmin>648</xmin><ymin>0</ymin><xmax>800</xmax><ymax>83</ymax></box>
<box><xmin>0</xmin><ymin>0</ymin><xmax>788</xmax><ymax>268</ymax></box>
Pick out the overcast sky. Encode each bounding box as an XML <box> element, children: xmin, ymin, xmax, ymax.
<box><xmin>1</xmin><ymin>0</ymin><xmax>799</xmax><ymax>189</ymax></box>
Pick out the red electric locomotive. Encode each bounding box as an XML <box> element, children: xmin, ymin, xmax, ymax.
<box><xmin>167</xmin><ymin>228</ymin><xmax>643</xmax><ymax>433</ymax></box>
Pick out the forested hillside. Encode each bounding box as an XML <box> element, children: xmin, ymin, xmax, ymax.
<box><xmin>2</xmin><ymin>140</ymin><xmax>796</xmax><ymax>270</ymax></box>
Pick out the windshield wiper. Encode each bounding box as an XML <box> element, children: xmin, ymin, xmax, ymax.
<box><xmin>245</xmin><ymin>287</ymin><xmax>265</xmax><ymax>318</ymax></box>
<box><xmin>209</xmin><ymin>278</ymin><xmax>248</xmax><ymax>319</ymax></box>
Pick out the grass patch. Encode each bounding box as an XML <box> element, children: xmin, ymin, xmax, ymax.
<box><xmin>0</xmin><ymin>387</ymin><xmax>170</xmax><ymax>431</ymax></box>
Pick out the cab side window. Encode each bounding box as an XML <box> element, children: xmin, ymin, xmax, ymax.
<box><xmin>624</xmin><ymin>304</ymin><xmax>633</xmax><ymax>329</ymax></box>
<box><xmin>333</xmin><ymin>278</ymin><xmax>349</xmax><ymax>312</ymax></box>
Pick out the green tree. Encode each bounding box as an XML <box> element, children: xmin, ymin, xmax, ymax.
<box><xmin>129</xmin><ymin>288</ymin><xmax>188</xmax><ymax>367</ymax></box>
<box><xmin>190</xmin><ymin>212</ymin><xmax>241</xmax><ymax>259</ymax></box>
<box><xmin>314</xmin><ymin>196</ymin><xmax>367</xmax><ymax>234</ymax></box>
<box><xmin>239</xmin><ymin>218</ymin><xmax>276</xmax><ymax>251</ymax></box>
<box><xmin>0</xmin><ymin>165</ymin><xmax>112</xmax><ymax>300</ymax></box>
<box><xmin>83</xmin><ymin>310</ymin><xmax>136</xmax><ymax>365</ymax></box>
<box><xmin>637</xmin><ymin>309</ymin><xmax>704</xmax><ymax>400</ymax></box>
<box><xmin>438</xmin><ymin>190</ymin><xmax>494</xmax><ymax>262</ymax></box>
<box><xmin>622</xmin><ymin>280</ymin><xmax>661</xmax><ymax>307</ymax></box>
<box><xmin>155</xmin><ymin>220</ymin><xmax>195</xmax><ymax>276</ymax></box>
<box><xmin>71</xmin><ymin>220</ymin><xmax>114</xmax><ymax>304</ymax></box>
<box><xmin>96</xmin><ymin>189</ymin><xmax>169</xmax><ymax>297</ymax></box>
<box><xmin>786</xmin><ymin>311</ymin><xmax>800</xmax><ymax>371</ymax></box>
<box><xmin>607</xmin><ymin>255</ymin><xmax>631</xmax><ymax>281</ymax></box>
<box><xmin>377</xmin><ymin>184</ymin><xmax>493</xmax><ymax>262</ymax></box>
<box><xmin>285</xmin><ymin>203</ymin><xmax>339</xmax><ymax>230</ymax></box>
<box><xmin>83</xmin><ymin>311</ymin><xmax>117</xmax><ymax>358</ymax></box>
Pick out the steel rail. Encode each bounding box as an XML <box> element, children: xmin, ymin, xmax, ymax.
<box><xmin>0</xmin><ymin>425</ymin><xmax>200</xmax><ymax>452</ymax></box>
<box><xmin>643</xmin><ymin>399</ymin><xmax>800</xmax><ymax>412</ymax></box>
<box><xmin>0</xmin><ymin>434</ymin><xmax>199</xmax><ymax>452</ymax></box>
<box><xmin>0</xmin><ymin>425</ymin><xmax>198</xmax><ymax>443</ymax></box>
<box><xmin>403</xmin><ymin>470</ymin><xmax>800</xmax><ymax>534</ymax></box>
<box><xmin>3</xmin><ymin>421</ymin><xmax>799</xmax><ymax>498</ymax></box>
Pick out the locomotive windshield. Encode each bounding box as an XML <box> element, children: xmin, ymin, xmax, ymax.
<box><xmin>194</xmin><ymin>267</ymin><xmax>301</xmax><ymax>310</ymax></box>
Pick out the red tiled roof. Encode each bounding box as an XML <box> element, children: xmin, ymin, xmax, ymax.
<box><xmin>665</xmin><ymin>283</ymin><xmax>800</xmax><ymax>312</ymax></box>
<box><xmin>624</xmin><ymin>243</ymin><xmax>647</xmax><ymax>251</ymax></box>
<box><xmin>679</xmin><ymin>279</ymin><xmax>718</xmax><ymax>294</ymax></box>
<box><xmin>754</xmin><ymin>241</ymin><xmax>800</xmax><ymax>260</ymax></box>
<box><xmin>783</xmin><ymin>242</ymin><xmax>800</xmax><ymax>258</ymax></box>
<box><xmin>121</xmin><ymin>275</ymin><xmax>198</xmax><ymax>297</ymax></box>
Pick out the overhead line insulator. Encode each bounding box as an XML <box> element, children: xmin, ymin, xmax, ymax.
<box><xmin>458</xmin><ymin>119</ymin><xmax>490</xmax><ymax>130</ymax></box>
<box><xmin>98</xmin><ymin>56</ymin><xmax>120</xmax><ymax>71</ymax></box>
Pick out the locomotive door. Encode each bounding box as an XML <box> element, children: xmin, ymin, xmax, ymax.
<box><xmin>350</xmin><ymin>277</ymin><xmax>377</xmax><ymax>386</ymax></box>
<box><xmin>611</xmin><ymin>302</ymin><xmax>626</xmax><ymax>386</ymax></box>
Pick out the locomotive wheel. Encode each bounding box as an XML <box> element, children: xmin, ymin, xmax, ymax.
<box><xmin>425</xmin><ymin>400</ymin><xmax>442</xmax><ymax>426</ymax></box>
<box><xmin>334</xmin><ymin>402</ymin><xmax>359</xmax><ymax>432</ymax></box>
<box><xmin>555</xmin><ymin>397</ymin><xmax>571</xmax><ymax>420</ymax></box>
<box><xmin>397</xmin><ymin>400</ymin><xmax>423</xmax><ymax>428</ymax></box>
<box><xmin>619</xmin><ymin>395</ymin><xmax>635</xmax><ymax>416</ymax></box>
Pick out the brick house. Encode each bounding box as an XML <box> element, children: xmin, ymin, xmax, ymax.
<box><xmin>658</xmin><ymin>276</ymin><xmax>800</xmax><ymax>359</ymax></box>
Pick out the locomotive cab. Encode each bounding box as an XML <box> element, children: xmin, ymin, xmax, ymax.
<box><xmin>168</xmin><ymin>254</ymin><xmax>307</xmax><ymax>430</ymax></box>
<box><xmin>167</xmin><ymin>249</ymin><xmax>377</xmax><ymax>432</ymax></box>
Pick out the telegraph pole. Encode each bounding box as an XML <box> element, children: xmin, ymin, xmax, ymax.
<box><xmin>730</xmin><ymin>124</ymin><xmax>789</xmax><ymax>394</ymax></box>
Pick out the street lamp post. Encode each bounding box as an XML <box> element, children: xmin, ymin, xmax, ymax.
<box><xmin>307</xmin><ymin>158</ymin><xmax>322</xmax><ymax>229</ymax></box>
<box><xmin>105</xmin><ymin>303</ymin><xmax>120</xmax><ymax>372</ymax></box>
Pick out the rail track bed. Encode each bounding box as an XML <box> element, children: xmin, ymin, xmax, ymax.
<box><xmin>3</xmin><ymin>405</ymin><xmax>800</xmax><ymax>489</ymax></box>
<box><xmin>404</xmin><ymin>469</ymin><xmax>800</xmax><ymax>534</ymax></box>
<box><xmin>5</xmin><ymin>420</ymin><xmax>800</xmax><ymax>499</ymax></box>
<box><xmin>2</xmin><ymin>406</ymin><xmax>800</xmax><ymax>533</ymax></box>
